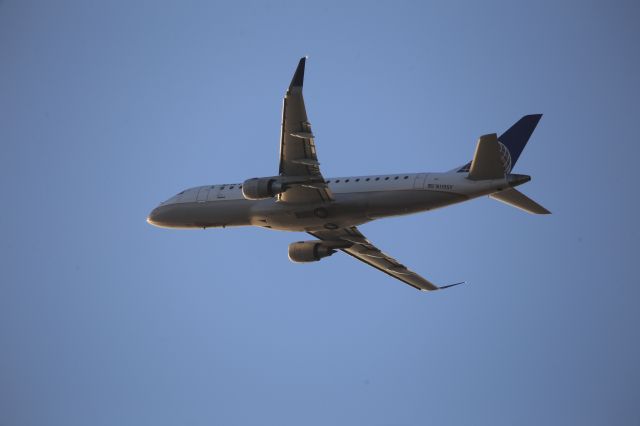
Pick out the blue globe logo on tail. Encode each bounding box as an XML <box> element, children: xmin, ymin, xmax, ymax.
<box><xmin>498</xmin><ymin>141</ymin><xmax>512</xmax><ymax>174</ymax></box>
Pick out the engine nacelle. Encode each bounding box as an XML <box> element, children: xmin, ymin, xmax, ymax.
<box><xmin>288</xmin><ymin>241</ymin><xmax>336</xmax><ymax>263</ymax></box>
<box><xmin>242</xmin><ymin>177</ymin><xmax>286</xmax><ymax>200</ymax></box>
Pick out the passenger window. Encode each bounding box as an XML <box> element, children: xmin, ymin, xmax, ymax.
<box><xmin>336</xmin><ymin>179</ymin><xmax>340</xmax><ymax>183</ymax></box>
<box><xmin>355</xmin><ymin>178</ymin><xmax>360</xmax><ymax>182</ymax></box>
<box><xmin>230</xmin><ymin>185</ymin><xmax>235</xmax><ymax>189</ymax></box>
<box><xmin>375</xmin><ymin>177</ymin><xmax>380</xmax><ymax>181</ymax></box>
<box><xmin>365</xmin><ymin>178</ymin><xmax>370</xmax><ymax>181</ymax></box>
<box><xmin>404</xmin><ymin>176</ymin><xmax>409</xmax><ymax>179</ymax></box>
<box><xmin>345</xmin><ymin>179</ymin><xmax>350</xmax><ymax>183</ymax></box>
<box><xmin>384</xmin><ymin>177</ymin><xmax>389</xmax><ymax>180</ymax></box>
<box><xmin>394</xmin><ymin>177</ymin><xmax>399</xmax><ymax>180</ymax></box>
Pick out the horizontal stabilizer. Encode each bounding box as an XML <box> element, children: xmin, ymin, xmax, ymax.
<box><xmin>490</xmin><ymin>188</ymin><xmax>551</xmax><ymax>214</ymax></box>
<box><xmin>468</xmin><ymin>133</ymin><xmax>505</xmax><ymax>180</ymax></box>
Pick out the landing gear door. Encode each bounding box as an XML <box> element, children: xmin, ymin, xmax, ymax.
<box><xmin>413</xmin><ymin>173</ymin><xmax>428</xmax><ymax>189</ymax></box>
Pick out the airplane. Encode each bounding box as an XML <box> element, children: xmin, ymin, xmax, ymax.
<box><xmin>147</xmin><ymin>57</ymin><xmax>550</xmax><ymax>292</ymax></box>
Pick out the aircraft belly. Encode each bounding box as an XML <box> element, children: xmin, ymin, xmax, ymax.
<box><xmin>154</xmin><ymin>190</ymin><xmax>466</xmax><ymax>230</ymax></box>
<box><xmin>248</xmin><ymin>190</ymin><xmax>467</xmax><ymax>231</ymax></box>
<box><xmin>365</xmin><ymin>190</ymin><xmax>466</xmax><ymax>219</ymax></box>
<box><xmin>249</xmin><ymin>194</ymin><xmax>371</xmax><ymax>232</ymax></box>
<box><xmin>201</xmin><ymin>200</ymin><xmax>253</xmax><ymax>227</ymax></box>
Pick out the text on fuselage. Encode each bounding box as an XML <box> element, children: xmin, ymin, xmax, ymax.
<box><xmin>427</xmin><ymin>183</ymin><xmax>454</xmax><ymax>190</ymax></box>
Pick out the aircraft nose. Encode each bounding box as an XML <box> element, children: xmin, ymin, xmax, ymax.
<box><xmin>147</xmin><ymin>206</ymin><xmax>162</xmax><ymax>226</ymax></box>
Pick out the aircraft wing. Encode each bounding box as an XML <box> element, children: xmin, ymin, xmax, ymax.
<box><xmin>309</xmin><ymin>227</ymin><xmax>463</xmax><ymax>292</ymax></box>
<box><xmin>278</xmin><ymin>57</ymin><xmax>333</xmax><ymax>204</ymax></box>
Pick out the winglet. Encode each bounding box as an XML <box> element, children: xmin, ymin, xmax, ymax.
<box><xmin>289</xmin><ymin>57</ymin><xmax>306</xmax><ymax>89</ymax></box>
<box><xmin>437</xmin><ymin>281</ymin><xmax>466</xmax><ymax>290</ymax></box>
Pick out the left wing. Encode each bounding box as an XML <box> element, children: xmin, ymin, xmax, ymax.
<box><xmin>309</xmin><ymin>227</ymin><xmax>464</xmax><ymax>292</ymax></box>
<box><xmin>278</xmin><ymin>57</ymin><xmax>332</xmax><ymax>204</ymax></box>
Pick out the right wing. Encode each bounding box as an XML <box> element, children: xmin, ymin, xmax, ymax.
<box><xmin>309</xmin><ymin>227</ymin><xmax>464</xmax><ymax>292</ymax></box>
<box><xmin>278</xmin><ymin>57</ymin><xmax>332</xmax><ymax>204</ymax></box>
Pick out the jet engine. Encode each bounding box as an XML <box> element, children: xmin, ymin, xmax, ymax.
<box><xmin>288</xmin><ymin>241</ymin><xmax>337</xmax><ymax>263</ymax></box>
<box><xmin>242</xmin><ymin>177</ymin><xmax>286</xmax><ymax>200</ymax></box>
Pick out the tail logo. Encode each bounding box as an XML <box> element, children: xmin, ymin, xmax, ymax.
<box><xmin>457</xmin><ymin>140</ymin><xmax>514</xmax><ymax>175</ymax></box>
<box><xmin>498</xmin><ymin>141</ymin><xmax>512</xmax><ymax>174</ymax></box>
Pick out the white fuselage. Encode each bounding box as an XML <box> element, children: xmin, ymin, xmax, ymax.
<box><xmin>147</xmin><ymin>171</ymin><xmax>514</xmax><ymax>232</ymax></box>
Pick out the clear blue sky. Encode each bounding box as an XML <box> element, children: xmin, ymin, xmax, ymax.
<box><xmin>1</xmin><ymin>1</ymin><xmax>639</xmax><ymax>425</ymax></box>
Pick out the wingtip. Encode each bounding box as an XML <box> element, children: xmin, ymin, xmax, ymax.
<box><xmin>438</xmin><ymin>281</ymin><xmax>466</xmax><ymax>290</ymax></box>
<box><xmin>289</xmin><ymin>57</ymin><xmax>306</xmax><ymax>89</ymax></box>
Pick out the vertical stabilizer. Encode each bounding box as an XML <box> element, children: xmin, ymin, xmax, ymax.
<box><xmin>498</xmin><ymin>114</ymin><xmax>542</xmax><ymax>168</ymax></box>
<box><xmin>453</xmin><ymin>114</ymin><xmax>543</xmax><ymax>174</ymax></box>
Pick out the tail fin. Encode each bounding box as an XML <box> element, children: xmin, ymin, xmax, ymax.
<box><xmin>465</xmin><ymin>115</ymin><xmax>550</xmax><ymax>214</ymax></box>
<box><xmin>453</xmin><ymin>114</ymin><xmax>543</xmax><ymax>174</ymax></box>
<box><xmin>490</xmin><ymin>188</ymin><xmax>550</xmax><ymax>214</ymax></box>
<box><xmin>498</xmin><ymin>114</ymin><xmax>543</xmax><ymax>169</ymax></box>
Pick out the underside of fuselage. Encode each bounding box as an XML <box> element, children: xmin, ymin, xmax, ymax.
<box><xmin>147</xmin><ymin>189</ymin><xmax>466</xmax><ymax>232</ymax></box>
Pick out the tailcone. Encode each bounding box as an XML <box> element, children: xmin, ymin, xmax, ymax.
<box><xmin>507</xmin><ymin>174</ymin><xmax>531</xmax><ymax>187</ymax></box>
